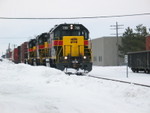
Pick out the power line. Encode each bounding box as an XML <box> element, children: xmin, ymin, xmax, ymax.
<box><xmin>0</xmin><ymin>37</ymin><xmax>28</xmax><ymax>39</ymax></box>
<box><xmin>0</xmin><ymin>13</ymin><xmax>150</xmax><ymax>20</ymax></box>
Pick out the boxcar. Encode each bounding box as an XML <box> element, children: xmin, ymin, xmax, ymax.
<box><xmin>17</xmin><ymin>46</ymin><xmax>21</xmax><ymax>63</ymax></box>
<box><xmin>20</xmin><ymin>42</ymin><xmax>28</xmax><ymax>63</ymax></box>
<box><xmin>128</xmin><ymin>51</ymin><xmax>150</xmax><ymax>73</ymax></box>
<box><xmin>12</xmin><ymin>48</ymin><xmax>19</xmax><ymax>63</ymax></box>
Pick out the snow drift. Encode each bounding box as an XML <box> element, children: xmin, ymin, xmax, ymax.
<box><xmin>0</xmin><ymin>60</ymin><xmax>150</xmax><ymax>113</ymax></box>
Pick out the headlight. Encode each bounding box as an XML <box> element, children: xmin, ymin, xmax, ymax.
<box><xmin>70</xmin><ymin>24</ymin><xmax>73</xmax><ymax>29</ymax></box>
<box><xmin>83</xmin><ymin>56</ymin><xmax>87</xmax><ymax>59</ymax></box>
<box><xmin>64</xmin><ymin>56</ymin><xmax>68</xmax><ymax>60</ymax></box>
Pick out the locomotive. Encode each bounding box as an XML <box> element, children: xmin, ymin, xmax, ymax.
<box><xmin>12</xmin><ymin>23</ymin><xmax>92</xmax><ymax>74</ymax></box>
<box><xmin>48</xmin><ymin>24</ymin><xmax>92</xmax><ymax>72</ymax></box>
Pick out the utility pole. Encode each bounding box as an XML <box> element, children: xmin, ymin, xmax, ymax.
<box><xmin>8</xmin><ymin>43</ymin><xmax>11</xmax><ymax>59</ymax></box>
<box><xmin>110</xmin><ymin>22</ymin><xmax>124</xmax><ymax>66</ymax></box>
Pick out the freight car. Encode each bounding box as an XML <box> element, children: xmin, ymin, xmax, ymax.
<box><xmin>20</xmin><ymin>42</ymin><xmax>28</xmax><ymax>63</ymax></box>
<box><xmin>128</xmin><ymin>51</ymin><xmax>150</xmax><ymax>73</ymax></box>
<box><xmin>12</xmin><ymin>48</ymin><xmax>19</xmax><ymax>63</ymax></box>
<box><xmin>12</xmin><ymin>42</ymin><xmax>28</xmax><ymax>63</ymax></box>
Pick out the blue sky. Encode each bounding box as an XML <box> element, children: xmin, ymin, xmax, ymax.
<box><xmin>0</xmin><ymin>0</ymin><xmax>150</xmax><ymax>55</ymax></box>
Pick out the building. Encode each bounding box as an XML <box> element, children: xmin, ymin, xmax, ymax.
<box><xmin>91</xmin><ymin>36</ymin><xmax>124</xmax><ymax>66</ymax></box>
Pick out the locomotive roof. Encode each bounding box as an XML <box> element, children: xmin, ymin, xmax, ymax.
<box><xmin>49</xmin><ymin>23</ymin><xmax>89</xmax><ymax>33</ymax></box>
<box><xmin>29</xmin><ymin>38</ymin><xmax>36</xmax><ymax>43</ymax></box>
<box><xmin>36</xmin><ymin>32</ymin><xmax>49</xmax><ymax>40</ymax></box>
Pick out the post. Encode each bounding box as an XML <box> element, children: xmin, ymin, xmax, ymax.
<box><xmin>116</xmin><ymin>22</ymin><xmax>119</xmax><ymax>66</ymax></box>
<box><xmin>125</xmin><ymin>55</ymin><xmax>128</xmax><ymax>78</ymax></box>
<box><xmin>126</xmin><ymin>63</ymin><xmax>128</xmax><ymax>78</ymax></box>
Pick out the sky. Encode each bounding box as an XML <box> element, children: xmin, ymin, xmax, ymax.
<box><xmin>0</xmin><ymin>0</ymin><xmax>150</xmax><ymax>56</ymax></box>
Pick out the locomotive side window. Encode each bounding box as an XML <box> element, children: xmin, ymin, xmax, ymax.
<box><xmin>81</xmin><ymin>30</ymin><xmax>88</xmax><ymax>39</ymax></box>
<box><xmin>48</xmin><ymin>37</ymin><xmax>52</xmax><ymax>44</ymax></box>
<box><xmin>39</xmin><ymin>39</ymin><xmax>43</xmax><ymax>45</ymax></box>
<box><xmin>33</xmin><ymin>40</ymin><xmax>36</xmax><ymax>46</ymax></box>
<box><xmin>29</xmin><ymin>43</ymin><xmax>33</xmax><ymax>48</ymax></box>
<box><xmin>44</xmin><ymin>34</ymin><xmax>49</xmax><ymax>42</ymax></box>
<box><xmin>54</xmin><ymin>30</ymin><xmax>60</xmax><ymax>37</ymax></box>
<box><xmin>50</xmin><ymin>33</ymin><xmax>54</xmax><ymax>39</ymax></box>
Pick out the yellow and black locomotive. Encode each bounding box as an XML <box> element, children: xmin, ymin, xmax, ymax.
<box><xmin>24</xmin><ymin>23</ymin><xmax>92</xmax><ymax>73</ymax></box>
<box><xmin>49</xmin><ymin>24</ymin><xmax>92</xmax><ymax>72</ymax></box>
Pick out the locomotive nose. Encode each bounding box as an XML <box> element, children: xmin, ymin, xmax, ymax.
<box><xmin>63</xmin><ymin>36</ymin><xmax>84</xmax><ymax>57</ymax></box>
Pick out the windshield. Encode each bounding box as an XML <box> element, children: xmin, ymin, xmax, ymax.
<box><xmin>62</xmin><ymin>30</ymin><xmax>81</xmax><ymax>36</ymax></box>
<box><xmin>54</xmin><ymin>30</ymin><xmax>88</xmax><ymax>39</ymax></box>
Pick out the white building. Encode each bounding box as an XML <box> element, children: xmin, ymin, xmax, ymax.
<box><xmin>91</xmin><ymin>37</ymin><xmax>124</xmax><ymax>66</ymax></box>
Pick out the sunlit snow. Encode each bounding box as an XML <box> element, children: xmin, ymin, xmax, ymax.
<box><xmin>0</xmin><ymin>60</ymin><xmax>150</xmax><ymax>113</ymax></box>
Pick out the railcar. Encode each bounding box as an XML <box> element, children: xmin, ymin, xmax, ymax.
<box><xmin>128</xmin><ymin>51</ymin><xmax>150</xmax><ymax>73</ymax></box>
<box><xmin>36</xmin><ymin>33</ymin><xmax>49</xmax><ymax>65</ymax></box>
<box><xmin>17</xmin><ymin>46</ymin><xmax>21</xmax><ymax>63</ymax></box>
<box><xmin>28</xmin><ymin>39</ymin><xmax>37</xmax><ymax>65</ymax></box>
<box><xmin>48</xmin><ymin>23</ymin><xmax>92</xmax><ymax>73</ymax></box>
<box><xmin>12</xmin><ymin>48</ymin><xmax>19</xmax><ymax>63</ymax></box>
<box><xmin>20</xmin><ymin>42</ymin><xmax>28</xmax><ymax>63</ymax></box>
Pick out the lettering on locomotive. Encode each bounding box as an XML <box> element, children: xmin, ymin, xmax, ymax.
<box><xmin>70</xmin><ymin>38</ymin><xmax>77</xmax><ymax>43</ymax></box>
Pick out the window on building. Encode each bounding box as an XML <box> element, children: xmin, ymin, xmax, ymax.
<box><xmin>93</xmin><ymin>56</ymin><xmax>97</xmax><ymax>61</ymax></box>
<box><xmin>99</xmin><ymin>56</ymin><xmax>102</xmax><ymax>62</ymax></box>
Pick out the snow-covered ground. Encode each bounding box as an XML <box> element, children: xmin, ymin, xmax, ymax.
<box><xmin>89</xmin><ymin>66</ymin><xmax>150</xmax><ymax>86</ymax></box>
<box><xmin>0</xmin><ymin>60</ymin><xmax>150</xmax><ymax>113</ymax></box>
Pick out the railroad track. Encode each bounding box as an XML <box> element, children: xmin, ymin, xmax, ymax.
<box><xmin>88</xmin><ymin>75</ymin><xmax>150</xmax><ymax>88</ymax></box>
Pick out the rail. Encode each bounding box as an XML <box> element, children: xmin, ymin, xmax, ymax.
<box><xmin>88</xmin><ymin>75</ymin><xmax>150</xmax><ymax>88</ymax></box>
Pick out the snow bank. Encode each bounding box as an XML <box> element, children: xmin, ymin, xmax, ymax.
<box><xmin>0</xmin><ymin>60</ymin><xmax>150</xmax><ymax>113</ymax></box>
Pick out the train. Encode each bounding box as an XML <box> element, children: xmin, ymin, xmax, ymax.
<box><xmin>10</xmin><ymin>23</ymin><xmax>93</xmax><ymax>74</ymax></box>
<box><xmin>128</xmin><ymin>35</ymin><xmax>150</xmax><ymax>74</ymax></box>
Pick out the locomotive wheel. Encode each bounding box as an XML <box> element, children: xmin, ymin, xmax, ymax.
<box><xmin>56</xmin><ymin>63</ymin><xmax>65</xmax><ymax>71</ymax></box>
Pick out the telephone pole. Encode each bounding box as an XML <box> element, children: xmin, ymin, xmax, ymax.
<box><xmin>110</xmin><ymin>22</ymin><xmax>124</xmax><ymax>66</ymax></box>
